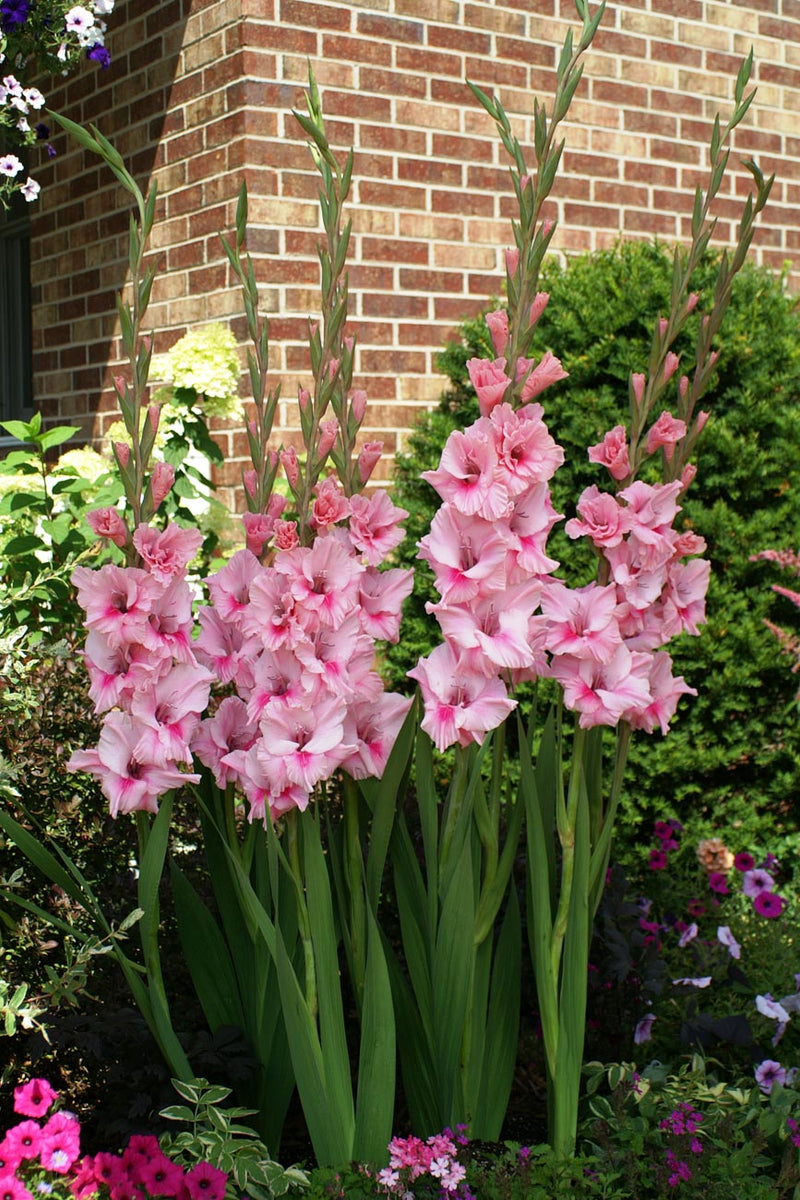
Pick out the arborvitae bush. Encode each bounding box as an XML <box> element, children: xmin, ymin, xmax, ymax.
<box><xmin>388</xmin><ymin>240</ymin><xmax>800</xmax><ymax>843</ymax></box>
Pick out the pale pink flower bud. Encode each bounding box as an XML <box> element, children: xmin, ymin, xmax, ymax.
<box><xmin>242</xmin><ymin>511</ymin><xmax>273</xmax><ymax>556</ymax></box>
<box><xmin>679</xmin><ymin>374</ymin><xmax>689</xmax><ymax>400</ymax></box>
<box><xmin>281</xmin><ymin>447</ymin><xmax>299</xmax><ymax>488</ymax></box>
<box><xmin>708</xmin><ymin>350</ymin><xmax>719</xmax><ymax>368</ymax></box>
<box><xmin>148</xmin><ymin>405</ymin><xmax>160</xmax><ymax>435</ymax></box>
<box><xmin>298</xmin><ymin>387</ymin><xmax>311</xmax><ymax>412</ymax></box>
<box><xmin>243</xmin><ymin>469</ymin><xmax>258</xmax><ymax>497</ymax></box>
<box><xmin>114</xmin><ymin>441</ymin><xmax>130</xmax><ymax>468</ymax></box>
<box><xmin>309</xmin><ymin>321</ymin><xmax>319</xmax><ymax>338</ymax></box>
<box><xmin>658</xmin><ymin>317</ymin><xmax>668</xmax><ymax>339</ymax></box>
<box><xmin>318</xmin><ymin>419</ymin><xmax>338</xmax><ymax>459</ymax></box>
<box><xmin>358</xmin><ymin>441</ymin><xmax>383</xmax><ymax>485</ymax></box>
<box><xmin>529</xmin><ymin>291</ymin><xmax>550</xmax><ymax>327</ymax></box>
<box><xmin>680</xmin><ymin>463</ymin><xmax>697</xmax><ymax>492</ymax></box>
<box><xmin>505</xmin><ymin>247</ymin><xmax>519</xmax><ymax>276</ymax></box>
<box><xmin>541</xmin><ymin>218</ymin><xmax>554</xmax><ymax>238</ymax></box>
<box><xmin>113</xmin><ymin>375</ymin><xmax>126</xmax><ymax>395</ymax></box>
<box><xmin>695</xmin><ymin>410</ymin><xmax>710</xmax><ymax>433</ymax></box>
<box><xmin>485</xmin><ymin>310</ymin><xmax>509</xmax><ymax>356</ymax></box>
<box><xmin>273</xmin><ymin>519</ymin><xmax>300</xmax><ymax>550</ymax></box>
<box><xmin>328</xmin><ymin>357</ymin><xmax>340</xmax><ymax>379</ymax></box>
<box><xmin>519</xmin><ymin>172</ymin><xmax>532</xmax><ymax>191</ymax></box>
<box><xmin>267</xmin><ymin>492</ymin><xmax>288</xmax><ymax>521</ymax></box>
<box><xmin>468</xmin><ymin>356</ymin><xmax>511</xmax><ymax>416</ymax></box>
<box><xmin>248</xmin><ymin>419</ymin><xmax>258</xmax><ymax>438</ymax></box>
<box><xmin>150</xmin><ymin>461</ymin><xmax>174</xmax><ymax>508</ymax></box>
<box><xmin>663</xmin><ymin>352</ymin><xmax>680</xmax><ymax>382</ymax></box>
<box><xmin>687</xmin><ymin>292</ymin><xmax>699</xmax><ymax>312</ymax></box>
<box><xmin>86</xmin><ymin>507</ymin><xmax>128</xmax><ymax>548</ymax></box>
<box><xmin>267</xmin><ymin>449</ymin><xmax>279</xmax><ymax>470</ymax></box>
<box><xmin>631</xmin><ymin>373</ymin><xmax>646</xmax><ymax>405</ymax></box>
<box><xmin>344</xmin><ymin>336</ymin><xmax>354</xmax><ymax>353</ymax></box>
<box><xmin>351</xmin><ymin>389</ymin><xmax>368</xmax><ymax>423</ymax></box>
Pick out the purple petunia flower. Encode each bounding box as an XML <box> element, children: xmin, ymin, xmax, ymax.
<box><xmin>634</xmin><ymin>1013</ymin><xmax>657</xmax><ymax>1043</ymax></box>
<box><xmin>0</xmin><ymin>0</ymin><xmax>30</xmax><ymax>30</ymax></box>
<box><xmin>87</xmin><ymin>43</ymin><xmax>111</xmax><ymax>68</ymax></box>
<box><xmin>754</xmin><ymin>891</ymin><xmax>786</xmax><ymax>919</ymax></box>
<box><xmin>708</xmin><ymin>871</ymin><xmax>729</xmax><ymax>894</ymax></box>
<box><xmin>755</xmin><ymin>1059</ymin><xmax>786</xmax><ymax>1094</ymax></box>
<box><xmin>733</xmin><ymin>851</ymin><xmax>755</xmax><ymax>872</ymax></box>
<box><xmin>649</xmin><ymin>848</ymin><xmax>667</xmax><ymax>870</ymax></box>
<box><xmin>742</xmin><ymin>868</ymin><xmax>774</xmax><ymax>899</ymax></box>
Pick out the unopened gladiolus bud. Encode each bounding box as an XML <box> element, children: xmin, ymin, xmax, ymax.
<box><xmin>328</xmin><ymin>358</ymin><xmax>340</xmax><ymax>379</ymax></box>
<box><xmin>687</xmin><ymin>292</ymin><xmax>699</xmax><ymax>312</ymax></box>
<box><xmin>318</xmin><ymin>420</ymin><xmax>338</xmax><ymax>459</ymax></box>
<box><xmin>486</xmin><ymin>310</ymin><xmax>509</xmax><ymax>356</ymax></box>
<box><xmin>541</xmin><ymin>218</ymin><xmax>554</xmax><ymax>238</ymax></box>
<box><xmin>114</xmin><ymin>441</ymin><xmax>130</xmax><ymax>468</ymax></box>
<box><xmin>151</xmin><ymin>462</ymin><xmax>175</xmax><ymax>508</ymax></box>
<box><xmin>631</xmin><ymin>373</ymin><xmax>646</xmax><ymax>405</ymax></box>
<box><xmin>267</xmin><ymin>492</ymin><xmax>288</xmax><ymax>521</ymax></box>
<box><xmin>113</xmin><ymin>375</ymin><xmax>126</xmax><ymax>396</ymax></box>
<box><xmin>281</xmin><ymin>447</ymin><xmax>299</xmax><ymax>488</ymax></box>
<box><xmin>519</xmin><ymin>172</ymin><xmax>531</xmax><ymax>191</ymax></box>
<box><xmin>344</xmin><ymin>336</ymin><xmax>354</xmax><ymax>353</ymax></box>
<box><xmin>298</xmin><ymin>387</ymin><xmax>311</xmax><ymax>412</ymax></box>
<box><xmin>680</xmin><ymin>463</ymin><xmax>697</xmax><ymax>492</ymax></box>
<box><xmin>273</xmin><ymin>519</ymin><xmax>300</xmax><ymax>550</ymax></box>
<box><xmin>267</xmin><ymin>449</ymin><xmax>279</xmax><ymax>470</ymax></box>
<box><xmin>351</xmin><ymin>389</ymin><xmax>368</xmax><ymax>423</ymax></box>
<box><xmin>695</xmin><ymin>410</ymin><xmax>710</xmax><ymax>433</ymax></box>
<box><xmin>243</xmin><ymin>469</ymin><xmax>258</xmax><ymax>497</ymax></box>
<box><xmin>86</xmin><ymin>507</ymin><xmax>128</xmax><ymax>548</ymax></box>
<box><xmin>529</xmin><ymin>292</ymin><xmax>550</xmax><ymax>327</ymax></box>
<box><xmin>358</xmin><ymin>441</ymin><xmax>383</xmax><ymax>484</ymax></box>
<box><xmin>148</xmin><ymin>405</ymin><xmax>160</xmax><ymax>435</ymax></box>
<box><xmin>242</xmin><ymin>511</ymin><xmax>273</xmax><ymax>556</ymax></box>
<box><xmin>664</xmin><ymin>352</ymin><xmax>680</xmax><ymax>382</ymax></box>
<box><xmin>505</xmin><ymin>247</ymin><xmax>519</xmax><ymax>276</ymax></box>
<box><xmin>658</xmin><ymin>317</ymin><xmax>668</xmax><ymax>339</ymax></box>
<box><xmin>309</xmin><ymin>321</ymin><xmax>319</xmax><ymax>338</ymax></box>
<box><xmin>247</xmin><ymin>420</ymin><xmax>258</xmax><ymax>440</ymax></box>
<box><xmin>679</xmin><ymin>374</ymin><xmax>689</xmax><ymax>400</ymax></box>
<box><xmin>709</xmin><ymin>350</ymin><xmax>720</xmax><ymax>368</ymax></box>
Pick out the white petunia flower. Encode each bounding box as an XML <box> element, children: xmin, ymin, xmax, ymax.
<box><xmin>0</xmin><ymin>154</ymin><xmax>24</xmax><ymax>177</ymax></box>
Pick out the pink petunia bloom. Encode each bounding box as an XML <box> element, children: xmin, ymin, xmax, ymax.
<box><xmin>39</xmin><ymin>1112</ymin><xmax>81</xmax><ymax>1174</ymax></box>
<box><xmin>86</xmin><ymin>506</ymin><xmax>128</xmax><ymax>548</ymax></box>
<box><xmin>70</xmin><ymin>1155</ymin><xmax>101</xmax><ymax>1200</ymax></box>
<box><xmin>717</xmin><ymin>926</ymin><xmax>741</xmax><ymax>959</ymax></box>
<box><xmin>4</xmin><ymin>1122</ymin><xmax>40</xmax><ymax>1162</ymax></box>
<box><xmin>0</xmin><ymin>1177</ymin><xmax>33</xmax><ymax>1200</ymax></box>
<box><xmin>672</xmin><ymin>976</ymin><xmax>712</xmax><ymax>988</ymax></box>
<box><xmin>348</xmin><ymin>490</ymin><xmax>409</xmax><ymax>565</ymax></box>
<box><xmin>646</xmin><ymin>410</ymin><xmax>687</xmax><ymax>459</ymax></box>
<box><xmin>133</xmin><ymin>523</ymin><xmax>203</xmax><ymax>585</ymax></box>
<box><xmin>184</xmin><ymin>1163</ymin><xmax>228</xmax><ymax>1200</ymax></box>
<box><xmin>708</xmin><ymin>872</ymin><xmax>729</xmax><ymax>894</ymax></box>
<box><xmin>742</xmin><ymin>868</ymin><xmax>775</xmax><ymax>898</ymax></box>
<box><xmin>13</xmin><ymin>1078</ymin><xmax>57</xmax><ymax>1118</ymax></box>
<box><xmin>678</xmin><ymin>922</ymin><xmax>698</xmax><ymax>947</ymax></box>
<box><xmin>734</xmin><ymin>851</ymin><xmax>755</xmax><ymax>872</ymax></box>
<box><xmin>466</xmin><ymin>355</ymin><xmax>511</xmax><ymax>415</ymax></box>
<box><xmin>588</xmin><ymin>425</ymin><xmax>631</xmax><ymax>481</ymax></box>
<box><xmin>649</xmin><ymin>849</ymin><xmax>667</xmax><ymax>870</ymax></box>
<box><xmin>136</xmin><ymin>1154</ymin><xmax>185</xmax><ymax>1196</ymax></box>
<box><xmin>409</xmin><ymin>642</ymin><xmax>516</xmax><ymax>751</ymax></box>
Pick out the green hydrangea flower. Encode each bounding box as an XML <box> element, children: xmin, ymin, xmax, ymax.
<box><xmin>153</xmin><ymin>324</ymin><xmax>241</xmax><ymax>420</ymax></box>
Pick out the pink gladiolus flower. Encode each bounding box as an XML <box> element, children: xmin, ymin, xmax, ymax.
<box><xmin>565</xmin><ymin>486</ymin><xmax>633</xmax><ymax>548</ymax></box>
<box><xmin>418</xmin><ymin>506</ymin><xmax>509</xmax><ymax>604</ymax></box>
<box><xmin>422</xmin><ymin>424</ymin><xmax>509</xmax><ymax>520</ymax></box>
<box><xmin>350</xmin><ymin>389</ymin><xmax>368</xmax><ymax>422</ymax></box>
<box><xmin>193</xmin><ymin>697</ymin><xmax>257</xmax><ymax>788</ymax></box>
<box><xmin>281</xmin><ymin>446</ymin><xmax>299</xmax><ymax>488</ymax></box>
<box><xmin>13</xmin><ymin>1078</ymin><xmax>57</xmax><ymax>1118</ymax></box>
<box><xmin>243</xmin><ymin>469</ymin><xmax>258</xmax><ymax>498</ymax></box>
<box><xmin>430</xmin><ymin>583</ymin><xmax>540</xmax><ymax>673</ymax></box>
<box><xmin>133</xmin><ymin>524</ymin><xmax>203</xmax><ymax>585</ymax></box>
<box><xmin>311</xmin><ymin>476</ymin><xmax>350</xmax><ymax>528</ymax></box>
<box><xmin>194</xmin><ymin>606</ymin><xmax>259</xmax><ymax>687</ymax></box>
<box><xmin>257</xmin><ymin>695</ymin><xmax>354</xmax><ymax>792</ymax></box>
<box><xmin>485</xmin><ymin>309</ymin><xmax>509</xmax><ymax>356</ymax></box>
<box><xmin>205</xmin><ymin>549</ymin><xmax>262</xmax><ymax>628</ymax></box>
<box><xmin>69</xmin><ymin>712</ymin><xmax>198</xmax><ymax>816</ymax></box>
<box><xmin>243</xmin><ymin>569</ymin><xmax>300</xmax><ymax>650</ymax></box>
<box><xmin>625</xmin><ymin>653</ymin><xmax>696</xmax><ymax>735</ymax></box>
<box><xmin>83</xmin><ymin>630</ymin><xmax>167</xmax><ymax>714</ymax></box>
<box><xmin>550</xmin><ymin>645</ymin><xmax>651</xmax><ymax>730</ymax></box>
<box><xmin>358</xmin><ymin>567</ymin><xmax>414</xmax><ymax>643</ymax></box>
<box><xmin>662</xmin><ymin>559</ymin><xmax>710</xmax><ymax>636</ymax></box>
<box><xmin>529</xmin><ymin>291</ymin><xmax>549</xmax><ymax>327</ymax></box>
<box><xmin>588</xmin><ymin>425</ymin><xmax>631</xmax><ymax>481</ymax></box>
<box><xmin>541</xmin><ymin>582</ymin><xmax>622</xmax><ymax>664</ymax></box>
<box><xmin>72</xmin><ymin>564</ymin><xmax>160</xmax><ymax>646</ymax></box>
<box><xmin>114</xmin><ymin>441</ymin><xmax>130</xmax><ymax>468</ymax></box>
<box><xmin>242</xmin><ymin>511</ymin><xmax>274</xmax><ymax>556</ymax></box>
<box><xmin>517</xmin><ymin>349</ymin><xmax>568</xmax><ymax>402</ymax></box>
<box><xmin>663</xmin><ymin>351</ymin><xmax>680</xmax><ymax>382</ymax></box>
<box><xmin>317</xmin><ymin>419</ymin><xmax>338</xmax><ymax>460</ymax></box>
<box><xmin>357</xmin><ymin>441</ymin><xmax>383</xmax><ymax>484</ymax></box>
<box><xmin>646</xmin><ymin>410</ymin><xmax>687</xmax><ymax>459</ymax></box>
<box><xmin>341</xmin><ymin>692</ymin><xmax>414</xmax><ymax>779</ymax></box>
<box><xmin>282</xmin><ymin>537</ymin><xmax>362</xmax><ymax>627</ymax></box>
<box><xmin>490</xmin><ymin>402</ymin><xmax>564</xmax><ymax>489</ymax></box>
<box><xmin>504</xmin><ymin>482</ymin><xmax>562</xmax><ymax>577</ymax></box>
<box><xmin>273</xmin><ymin>519</ymin><xmax>300</xmax><ymax>550</ymax></box>
<box><xmin>150</xmin><ymin>462</ymin><xmax>175</xmax><ymax>508</ymax></box>
<box><xmin>130</xmin><ymin>663</ymin><xmax>215</xmax><ymax>766</ymax></box>
<box><xmin>86</xmin><ymin>507</ymin><xmax>128</xmax><ymax>548</ymax></box>
<box><xmin>348</xmin><ymin>489</ymin><xmax>409</xmax><ymax>565</ymax></box>
<box><xmin>467</xmin><ymin>355</ymin><xmax>511</xmax><ymax>415</ymax></box>
<box><xmin>409</xmin><ymin>642</ymin><xmax>516</xmax><ymax>751</ymax></box>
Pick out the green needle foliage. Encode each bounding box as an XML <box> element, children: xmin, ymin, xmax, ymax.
<box><xmin>389</xmin><ymin>240</ymin><xmax>800</xmax><ymax>843</ymax></box>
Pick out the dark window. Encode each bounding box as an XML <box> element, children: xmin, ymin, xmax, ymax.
<box><xmin>0</xmin><ymin>191</ymin><xmax>33</xmax><ymax>426</ymax></box>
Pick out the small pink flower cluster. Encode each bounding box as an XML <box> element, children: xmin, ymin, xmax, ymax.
<box><xmin>0</xmin><ymin>1079</ymin><xmax>226</xmax><ymax>1200</ymax></box>
<box><xmin>648</xmin><ymin>818</ymin><xmax>683</xmax><ymax>870</ymax></box>
<box><xmin>370</xmin><ymin>1132</ymin><xmax>469</xmax><ymax>1197</ymax></box>
<box><xmin>411</xmin><ymin>309</ymin><xmax>708</xmax><ymax>749</ymax></box>
<box><xmin>189</xmin><ymin>479</ymin><xmax>414</xmax><ymax>821</ymax></box>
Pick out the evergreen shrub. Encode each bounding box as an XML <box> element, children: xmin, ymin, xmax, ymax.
<box><xmin>388</xmin><ymin>241</ymin><xmax>800</xmax><ymax>843</ymax></box>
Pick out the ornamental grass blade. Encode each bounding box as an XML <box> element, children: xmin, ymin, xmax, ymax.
<box><xmin>433</xmin><ymin>830</ymin><xmax>475</xmax><ymax>1123</ymax></box>
<box><xmin>353</xmin><ymin>904</ymin><xmax>396</xmax><ymax>1164</ymax></box>
<box><xmin>472</xmin><ymin>888</ymin><xmax>521</xmax><ymax>1140</ymax></box>
<box><xmin>0</xmin><ymin>810</ymin><xmax>99</xmax><ymax>917</ymax></box>
<box><xmin>170</xmin><ymin>863</ymin><xmax>245</xmax><ymax>1033</ymax></box>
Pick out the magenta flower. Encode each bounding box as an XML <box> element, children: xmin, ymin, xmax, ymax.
<box><xmin>708</xmin><ymin>872</ymin><xmax>729</xmax><ymax>894</ymax></box>
<box><xmin>13</xmin><ymin>1078</ymin><xmax>57</xmax><ymax>1118</ymax></box>
<box><xmin>734</xmin><ymin>851</ymin><xmax>755</xmax><ymax>872</ymax></box>
<box><xmin>754</xmin><ymin>891</ymin><xmax>786</xmax><ymax>918</ymax></box>
<box><xmin>184</xmin><ymin>1162</ymin><xmax>228</xmax><ymax>1200</ymax></box>
<box><xmin>0</xmin><ymin>1177</ymin><xmax>34</xmax><ymax>1200</ymax></box>
<box><xmin>39</xmin><ymin>1112</ymin><xmax>80</xmax><ymax>1173</ymax></box>
<box><xmin>649</xmin><ymin>849</ymin><xmax>667</xmax><ymax>870</ymax></box>
<box><xmin>686</xmin><ymin>899</ymin><xmax>706</xmax><ymax>918</ymax></box>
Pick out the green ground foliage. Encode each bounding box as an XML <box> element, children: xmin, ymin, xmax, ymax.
<box><xmin>388</xmin><ymin>240</ymin><xmax>800</xmax><ymax>842</ymax></box>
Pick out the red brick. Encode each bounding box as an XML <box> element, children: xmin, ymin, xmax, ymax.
<box><xmin>280</xmin><ymin>0</ymin><xmax>352</xmax><ymax>28</ymax></box>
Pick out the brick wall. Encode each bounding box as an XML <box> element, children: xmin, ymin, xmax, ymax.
<box><xmin>30</xmin><ymin>0</ymin><xmax>800</xmax><ymax>503</ymax></box>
